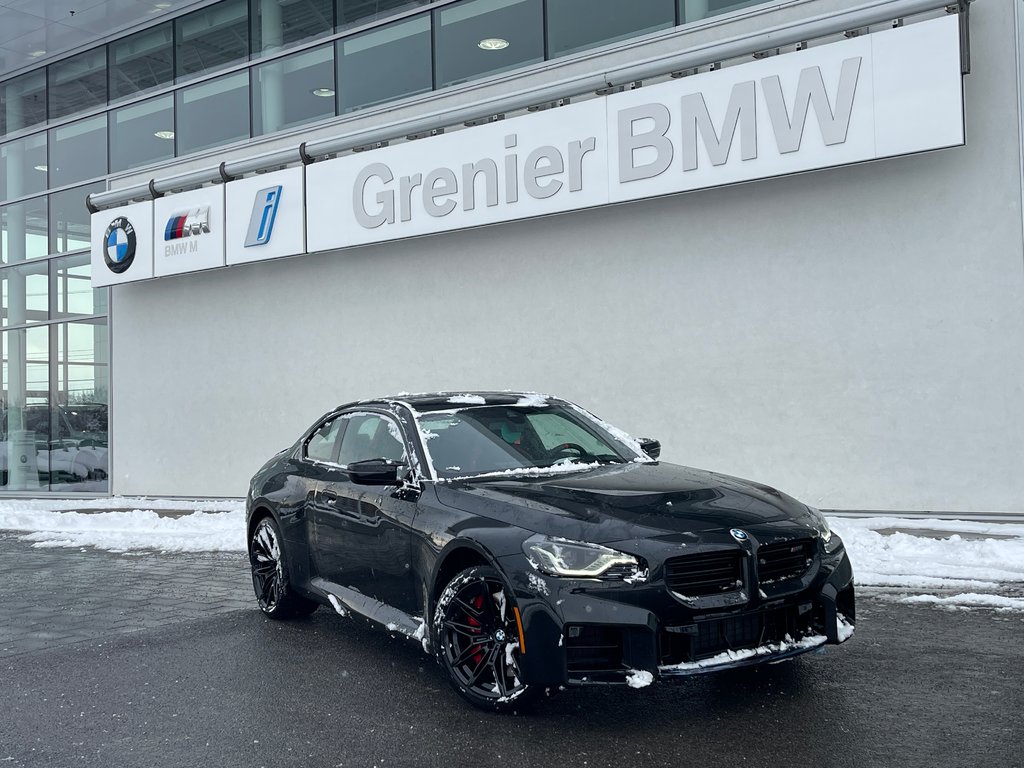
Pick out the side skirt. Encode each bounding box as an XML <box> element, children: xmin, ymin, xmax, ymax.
<box><xmin>310</xmin><ymin>577</ymin><xmax>428</xmax><ymax>649</ymax></box>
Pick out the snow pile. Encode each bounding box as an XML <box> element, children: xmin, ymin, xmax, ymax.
<box><xmin>0</xmin><ymin>499</ymin><xmax>1021</xmax><ymax>613</ymax></box>
<box><xmin>0</xmin><ymin>497</ymin><xmax>246</xmax><ymax>553</ymax></box>
<box><xmin>829</xmin><ymin>516</ymin><xmax>1024</xmax><ymax>611</ymax></box>
<box><xmin>626</xmin><ymin>670</ymin><xmax>654</xmax><ymax>688</ymax></box>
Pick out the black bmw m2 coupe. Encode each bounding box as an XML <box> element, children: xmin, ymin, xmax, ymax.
<box><xmin>246</xmin><ymin>392</ymin><xmax>855</xmax><ymax>710</ymax></box>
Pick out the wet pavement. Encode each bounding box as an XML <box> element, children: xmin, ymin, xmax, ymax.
<box><xmin>0</xmin><ymin>532</ymin><xmax>1022</xmax><ymax>768</ymax></box>
<box><xmin>0</xmin><ymin>533</ymin><xmax>251</xmax><ymax>656</ymax></box>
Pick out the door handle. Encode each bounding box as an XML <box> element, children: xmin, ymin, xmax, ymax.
<box><xmin>322</xmin><ymin>490</ymin><xmax>338</xmax><ymax>505</ymax></box>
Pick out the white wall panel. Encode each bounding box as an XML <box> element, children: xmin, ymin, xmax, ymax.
<box><xmin>109</xmin><ymin>2</ymin><xmax>1024</xmax><ymax>513</ymax></box>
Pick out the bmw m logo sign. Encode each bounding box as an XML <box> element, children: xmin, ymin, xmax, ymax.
<box><xmin>103</xmin><ymin>216</ymin><xmax>136</xmax><ymax>274</ymax></box>
<box><xmin>164</xmin><ymin>207</ymin><xmax>211</xmax><ymax>240</ymax></box>
<box><xmin>730</xmin><ymin>529</ymin><xmax>749</xmax><ymax>542</ymax></box>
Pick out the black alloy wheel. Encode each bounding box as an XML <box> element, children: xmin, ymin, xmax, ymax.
<box><xmin>249</xmin><ymin>516</ymin><xmax>317</xmax><ymax>619</ymax></box>
<box><xmin>434</xmin><ymin>566</ymin><xmax>537</xmax><ymax>711</ymax></box>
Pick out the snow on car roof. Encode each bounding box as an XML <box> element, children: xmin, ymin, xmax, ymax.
<box><xmin>338</xmin><ymin>392</ymin><xmax>555</xmax><ymax>412</ymax></box>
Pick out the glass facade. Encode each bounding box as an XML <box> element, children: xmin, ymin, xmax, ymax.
<box><xmin>253</xmin><ymin>44</ymin><xmax>335</xmax><ymax>135</ymax></box>
<box><xmin>48</xmin><ymin>49</ymin><xmax>109</xmax><ymax>122</ymax></box>
<box><xmin>337</xmin><ymin>15</ymin><xmax>431</xmax><ymax>113</ymax></box>
<box><xmin>548</xmin><ymin>0</ymin><xmax>675</xmax><ymax>57</ymax></box>
<box><xmin>435</xmin><ymin>0</ymin><xmax>544</xmax><ymax>87</ymax></box>
<box><xmin>109</xmin><ymin>23</ymin><xmax>175</xmax><ymax>102</ymax></box>
<box><xmin>0</xmin><ymin>0</ymin><xmax>778</xmax><ymax>493</ymax></box>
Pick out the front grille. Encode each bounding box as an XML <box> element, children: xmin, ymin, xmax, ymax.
<box><xmin>757</xmin><ymin>539</ymin><xmax>815</xmax><ymax>584</ymax></box>
<box><xmin>660</xmin><ymin>604</ymin><xmax>812</xmax><ymax>664</ymax></box>
<box><xmin>664</xmin><ymin>550</ymin><xmax>744</xmax><ymax>596</ymax></box>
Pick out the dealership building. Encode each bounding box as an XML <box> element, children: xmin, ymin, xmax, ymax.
<box><xmin>0</xmin><ymin>0</ymin><xmax>1020</xmax><ymax>516</ymax></box>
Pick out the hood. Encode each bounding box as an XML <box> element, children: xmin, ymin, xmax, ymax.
<box><xmin>434</xmin><ymin>461</ymin><xmax>818</xmax><ymax>545</ymax></box>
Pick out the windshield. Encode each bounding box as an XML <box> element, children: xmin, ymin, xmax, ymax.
<box><xmin>415</xmin><ymin>403</ymin><xmax>639</xmax><ymax>479</ymax></box>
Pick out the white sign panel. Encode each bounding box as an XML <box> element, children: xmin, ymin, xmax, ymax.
<box><xmin>306</xmin><ymin>98</ymin><xmax>610</xmax><ymax>253</ymax></box>
<box><xmin>607</xmin><ymin>15</ymin><xmax>962</xmax><ymax>203</ymax></box>
<box><xmin>152</xmin><ymin>186</ymin><xmax>226</xmax><ymax>278</ymax></box>
<box><xmin>92</xmin><ymin>15</ymin><xmax>963</xmax><ymax>286</ymax></box>
<box><xmin>90</xmin><ymin>200</ymin><xmax>154</xmax><ymax>288</ymax></box>
<box><xmin>306</xmin><ymin>15</ymin><xmax>962</xmax><ymax>253</ymax></box>
<box><xmin>225</xmin><ymin>166</ymin><xmax>306</xmax><ymax>265</ymax></box>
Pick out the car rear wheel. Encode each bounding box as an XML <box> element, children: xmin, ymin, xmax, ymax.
<box><xmin>434</xmin><ymin>565</ymin><xmax>538</xmax><ymax>711</ymax></box>
<box><xmin>249</xmin><ymin>515</ymin><xmax>317</xmax><ymax>619</ymax></box>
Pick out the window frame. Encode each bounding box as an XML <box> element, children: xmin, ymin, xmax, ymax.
<box><xmin>302</xmin><ymin>413</ymin><xmax>346</xmax><ymax>464</ymax></box>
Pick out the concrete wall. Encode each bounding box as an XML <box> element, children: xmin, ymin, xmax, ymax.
<box><xmin>110</xmin><ymin>0</ymin><xmax>1024</xmax><ymax>512</ymax></box>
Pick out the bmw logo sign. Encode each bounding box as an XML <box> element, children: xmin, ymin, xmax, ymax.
<box><xmin>730</xmin><ymin>528</ymin><xmax>749</xmax><ymax>542</ymax></box>
<box><xmin>103</xmin><ymin>216</ymin><xmax>137</xmax><ymax>274</ymax></box>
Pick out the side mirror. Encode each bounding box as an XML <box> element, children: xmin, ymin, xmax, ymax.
<box><xmin>346</xmin><ymin>458</ymin><xmax>405</xmax><ymax>485</ymax></box>
<box><xmin>637</xmin><ymin>438</ymin><xmax>661</xmax><ymax>460</ymax></box>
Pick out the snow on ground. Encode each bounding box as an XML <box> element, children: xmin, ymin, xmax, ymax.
<box><xmin>0</xmin><ymin>497</ymin><xmax>245</xmax><ymax>553</ymax></box>
<box><xmin>827</xmin><ymin>516</ymin><xmax>1024</xmax><ymax>612</ymax></box>
<box><xmin>0</xmin><ymin>499</ymin><xmax>1020</xmax><ymax>611</ymax></box>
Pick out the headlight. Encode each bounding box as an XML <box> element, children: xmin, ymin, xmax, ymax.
<box><xmin>524</xmin><ymin>535</ymin><xmax>644</xmax><ymax>580</ymax></box>
<box><xmin>806</xmin><ymin>505</ymin><xmax>843</xmax><ymax>553</ymax></box>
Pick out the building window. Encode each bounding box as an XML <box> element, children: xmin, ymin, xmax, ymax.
<box><xmin>253</xmin><ymin>0</ymin><xmax>335</xmax><ymax>54</ymax></box>
<box><xmin>175</xmin><ymin>71</ymin><xmax>251</xmax><ymax>154</ymax></box>
<box><xmin>47</xmin><ymin>48</ymin><xmax>108</xmax><ymax>121</ymax></box>
<box><xmin>0</xmin><ymin>261</ymin><xmax>48</xmax><ymax>326</ymax></box>
<box><xmin>337</xmin><ymin>0</ymin><xmax>428</xmax><ymax>30</ymax></box>
<box><xmin>48</xmin><ymin>116</ymin><xmax>107</xmax><ymax>188</ymax></box>
<box><xmin>50</xmin><ymin>182</ymin><xmax>105</xmax><ymax>255</ymax></box>
<box><xmin>434</xmin><ymin>0</ymin><xmax>544</xmax><ymax>88</ymax></box>
<box><xmin>253</xmin><ymin>44</ymin><xmax>336</xmax><ymax>135</ymax></box>
<box><xmin>54</xmin><ymin>253</ymin><xmax>107</xmax><ymax>320</ymax></box>
<box><xmin>679</xmin><ymin>0</ymin><xmax>766</xmax><ymax>23</ymax></box>
<box><xmin>547</xmin><ymin>0</ymin><xmax>675</xmax><ymax>58</ymax></box>
<box><xmin>109</xmin><ymin>95</ymin><xmax>176</xmax><ymax>173</ymax></box>
<box><xmin>0</xmin><ymin>132</ymin><xmax>48</xmax><ymax>202</ymax></box>
<box><xmin>0</xmin><ymin>319</ymin><xmax>109</xmax><ymax>493</ymax></box>
<box><xmin>0</xmin><ymin>197</ymin><xmax>48</xmax><ymax>265</ymax></box>
<box><xmin>0</xmin><ymin>70</ymin><xmax>47</xmax><ymax>138</ymax></box>
<box><xmin>337</xmin><ymin>13</ymin><xmax>431</xmax><ymax>114</ymax></box>
<box><xmin>175</xmin><ymin>0</ymin><xmax>251</xmax><ymax>80</ymax></box>
<box><xmin>109</xmin><ymin>23</ymin><xmax>175</xmax><ymax>102</ymax></box>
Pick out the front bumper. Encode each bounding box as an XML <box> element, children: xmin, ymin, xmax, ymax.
<box><xmin>498</xmin><ymin>539</ymin><xmax>855</xmax><ymax>686</ymax></box>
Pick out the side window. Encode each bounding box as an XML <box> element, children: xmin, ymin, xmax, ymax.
<box><xmin>305</xmin><ymin>417</ymin><xmax>343</xmax><ymax>462</ymax></box>
<box><xmin>337</xmin><ymin>413</ymin><xmax>408</xmax><ymax>466</ymax></box>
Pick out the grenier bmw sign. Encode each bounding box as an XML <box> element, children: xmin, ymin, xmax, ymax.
<box><xmin>91</xmin><ymin>16</ymin><xmax>963</xmax><ymax>287</ymax></box>
<box><xmin>307</xmin><ymin>16</ymin><xmax>962</xmax><ymax>251</ymax></box>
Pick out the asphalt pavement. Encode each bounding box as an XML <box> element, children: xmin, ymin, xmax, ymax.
<box><xmin>0</xmin><ymin>531</ymin><xmax>1022</xmax><ymax>768</ymax></box>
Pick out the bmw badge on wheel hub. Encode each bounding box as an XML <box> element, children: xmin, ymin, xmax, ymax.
<box><xmin>103</xmin><ymin>216</ymin><xmax>137</xmax><ymax>274</ymax></box>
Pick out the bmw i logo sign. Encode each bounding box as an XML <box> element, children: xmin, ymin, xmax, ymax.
<box><xmin>730</xmin><ymin>528</ymin><xmax>749</xmax><ymax>542</ymax></box>
<box><xmin>103</xmin><ymin>216</ymin><xmax>137</xmax><ymax>274</ymax></box>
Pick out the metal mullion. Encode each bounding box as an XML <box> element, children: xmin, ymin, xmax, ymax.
<box><xmin>542</xmin><ymin>0</ymin><xmax>549</xmax><ymax>61</ymax></box>
<box><xmin>430</xmin><ymin>6</ymin><xmax>438</xmax><ymax>92</ymax></box>
<box><xmin>1</xmin><ymin>313</ymin><xmax>109</xmax><ymax>335</ymax></box>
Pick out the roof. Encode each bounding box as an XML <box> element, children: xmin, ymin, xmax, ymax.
<box><xmin>339</xmin><ymin>392</ymin><xmax>555</xmax><ymax>412</ymax></box>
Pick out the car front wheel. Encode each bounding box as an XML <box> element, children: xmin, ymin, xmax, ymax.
<box><xmin>249</xmin><ymin>515</ymin><xmax>317</xmax><ymax>619</ymax></box>
<box><xmin>434</xmin><ymin>565</ymin><xmax>538</xmax><ymax>711</ymax></box>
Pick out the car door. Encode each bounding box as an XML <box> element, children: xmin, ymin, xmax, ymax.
<box><xmin>310</xmin><ymin>410</ymin><xmax>420</xmax><ymax>614</ymax></box>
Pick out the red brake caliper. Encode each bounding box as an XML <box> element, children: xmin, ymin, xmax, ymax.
<box><xmin>467</xmin><ymin>593</ymin><xmax>486</xmax><ymax>666</ymax></box>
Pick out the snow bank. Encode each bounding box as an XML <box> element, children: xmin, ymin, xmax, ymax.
<box><xmin>0</xmin><ymin>497</ymin><xmax>246</xmax><ymax>553</ymax></box>
<box><xmin>0</xmin><ymin>500</ymin><xmax>1021</xmax><ymax>614</ymax></box>
<box><xmin>828</xmin><ymin>516</ymin><xmax>1024</xmax><ymax>611</ymax></box>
